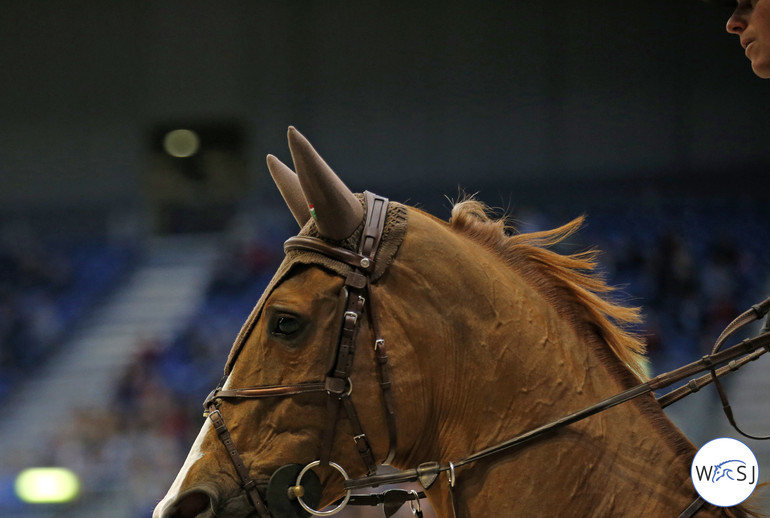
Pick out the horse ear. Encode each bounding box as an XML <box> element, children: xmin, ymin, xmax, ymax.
<box><xmin>266</xmin><ymin>154</ymin><xmax>311</xmax><ymax>228</ymax></box>
<box><xmin>287</xmin><ymin>126</ymin><xmax>364</xmax><ymax>240</ymax></box>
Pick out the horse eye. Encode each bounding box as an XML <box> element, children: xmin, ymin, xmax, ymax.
<box><xmin>272</xmin><ymin>315</ymin><xmax>302</xmax><ymax>337</ymax></box>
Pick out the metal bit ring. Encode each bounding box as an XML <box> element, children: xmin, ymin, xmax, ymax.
<box><xmin>295</xmin><ymin>460</ymin><xmax>351</xmax><ymax>516</ymax></box>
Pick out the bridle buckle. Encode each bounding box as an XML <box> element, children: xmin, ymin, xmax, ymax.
<box><xmin>344</xmin><ymin>310</ymin><xmax>359</xmax><ymax>326</ymax></box>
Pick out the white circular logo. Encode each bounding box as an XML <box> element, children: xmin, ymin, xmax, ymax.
<box><xmin>691</xmin><ymin>437</ymin><xmax>759</xmax><ymax>507</ymax></box>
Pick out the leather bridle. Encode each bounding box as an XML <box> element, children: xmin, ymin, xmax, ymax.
<box><xmin>201</xmin><ymin>190</ymin><xmax>770</xmax><ymax>518</ymax></box>
<box><xmin>203</xmin><ymin>192</ymin><xmax>398</xmax><ymax>517</ymax></box>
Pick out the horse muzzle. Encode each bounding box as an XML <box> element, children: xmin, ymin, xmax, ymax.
<box><xmin>158</xmin><ymin>464</ymin><xmax>323</xmax><ymax>518</ymax></box>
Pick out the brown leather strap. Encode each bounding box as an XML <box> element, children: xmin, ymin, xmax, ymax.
<box><xmin>317</xmin><ymin>193</ymin><xmax>390</xmax><ymax>473</ymax></box>
<box><xmin>369</xmin><ymin>296</ymin><xmax>398</xmax><ymax>466</ymax></box>
<box><xmin>339</xmin><ymin>192</ymin><xmax>392</xmax><ymax>472</ymax></box>
<box><xmin>712</xmin><ymin>296</ymin><xmax>770</xmax><ymax>353</ymax></box>
<box><xmin>342</xmin><ymin>395</ymin><xmax>378</xmax><ymax>474</ymax></box>
<box><xmin>319</xmin><ymin>388</ymin><xmax>344</xmax><ymax>467</ymax></box>
<box><xmin>204</xmin><ymin>382</ymin><xmax>327</xmax><ymax>409</ymax></box>
<box><xmin>285</xmin><ymin>236</ymin><xmax>373</xmax><ymax>271</ymax></box>
<box><xmin>374</xmin><ymin>338</ymin><xmax>398</xmax><ymax>465</ymax></box>
<box><xmin>677</xmin><ymin>496</ymin><xmax>706</xmax><ymax>518</ymax></box>
<box><xmin>657</xmin><ymin>346</ymin><xmax>767</xmax><ymax>408</ymax></box>
<box><xmin>654</xmin><ymin>298</ymin><xmax>770</xmax><ymax>438</ymax></box>
<box><xmin>320</xmin><ymin>278</ymin><xmax>367</xmax><ymax>468</ymax></box>
<box><xmin>360</xmin><ymin>191</ymin><xmax>388</xmax><ymax>260</ymax></box>
<box><xmin>705</xmin><ymin>296</ymin><xmax>770</xmax><ymax>440</ymax></box>
<box><xmin>334</xmin><ymin>289</ymin><xmax>365</xmax><ymax>379</ymax></box>
<box><xmin>710</xmin><ymin>363</ymin><xmax>770</xmax><ymax>440</ymax></box>
<box><xmin>207</xmin><ymin>404</ymin><xmax>271</xmax><ymax>518</ymax></box>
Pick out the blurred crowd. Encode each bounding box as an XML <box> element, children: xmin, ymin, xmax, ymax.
<box><xmin>579</xmin><ymin>201</ymin><xmax>769</xmax><ymax>372</ymax></box>
<box><xmin>0</xmin><ymin>223</ymin><xmax>136</xmax><ymax>401</ymax></box>
<box><xmin>2</xmin><ymin>198</ymin><xmax>768</xmax><ymax>517</ymax></box>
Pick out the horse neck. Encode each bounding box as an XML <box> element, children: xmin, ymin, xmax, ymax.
<box><xmin>390</xmin><ymin>213</ymin><xmax>708</xmax><ymax>517</ymax></box>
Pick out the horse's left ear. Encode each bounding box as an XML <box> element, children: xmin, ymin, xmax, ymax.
<box><xmin>287</xmin><ymin>126</ymin><xmax>364</xmax><ymax>240</ymax></box>
<box><xmin>267</xmin><ymin>154</ymin><xmax>311</xmax><ymax>228</ymax></box>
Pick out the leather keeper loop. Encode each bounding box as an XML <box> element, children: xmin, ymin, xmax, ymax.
<box><xmin>346</xmin><ymin>271</ymin><xmax>367</xmax><ymax>289</ymax></box>
<box><xmin>325</xmin><ymin>377</ymin><xmax>348</xmax><ymax>395</ymax></box>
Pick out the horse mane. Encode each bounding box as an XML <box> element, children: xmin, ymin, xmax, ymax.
<box><xmin>449</xmin><ymin>200</ymin><xmax>770</xmax><ymax>518</ymax></box>
<box><xmin>448</xmin><ymin>199</ymin><xmax>648</xmax><ymax>379</ymax></box>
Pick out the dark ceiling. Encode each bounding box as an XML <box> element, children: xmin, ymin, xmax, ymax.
<box><xmin>0</xmin><ymin>0</ymin><xmax>767</xmax><ymax>214</ymax></box>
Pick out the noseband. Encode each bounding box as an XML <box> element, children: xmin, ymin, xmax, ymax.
<box><xmin>203</xmin><ymin>192</ymin><xmax>398</xmax><ymax>517</ymax></box>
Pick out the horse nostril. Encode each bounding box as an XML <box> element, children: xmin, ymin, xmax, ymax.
<box><xmin>168</xmin><ymin>490</ymin><xmax>212</xmax><ymax>518</ymax></box>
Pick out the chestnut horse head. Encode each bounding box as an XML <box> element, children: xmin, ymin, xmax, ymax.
<box><xmin>155</xmin><ymin>128</ymin><xmax>753</xmax><ymax>518</ymax></box>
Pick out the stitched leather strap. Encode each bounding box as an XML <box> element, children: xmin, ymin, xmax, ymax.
<box><xmin>285</xmin><ymin>237</ymin><xmax>373</xmax><ymax>271</ymax></box>
<box><xmin>370</xmin><ymin>301</ymin><xmax>398</xmax><ymax>466</ymax></box>
<box><xmin>204</xmin><ymin>382</ymin><xmax>327</xmax><ymax>409</ymax></box>
<box><xmin>707</xmin><ymin>296</ymin><xmax>770</xmax><ymax>441</ymax></box>
<box><xmin>315</xmin><ymin>193</ymin><xmax>390</xmax><ymax>474</ymax></box>
<box><xmin>320</xmin><ymin>278</ymin><xmax>368</xmax><ymax>469</ymax></box>
<box><xmin>343</xmin><ymin>395</ymin><xmax>378</xmax><ymax>473</ymax></box>
<box><xmin>360</xmin><ymin>191</ymin><xmax>388</xmax><ymax>259</ymax></box>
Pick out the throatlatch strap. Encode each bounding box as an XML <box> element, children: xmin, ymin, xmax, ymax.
<box><xmin>369</xmin><ymin>299</ymin><xmax>398</xmax><ymax>465</ymax></box>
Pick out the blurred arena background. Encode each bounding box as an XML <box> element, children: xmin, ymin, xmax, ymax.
<box><xmin>1</xmin><ymin>1</ymin><xmax>769</xmax><ymax>516</ymax></box>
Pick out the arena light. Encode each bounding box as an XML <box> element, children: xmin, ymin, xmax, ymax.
<box><xmin>163</xmin><ymin>128</ymin><xmax>201</xmax><ymax>158</ymax></box>
<box><xmin>14</xmin><ymin>467</ymin><xmax>80</xmax><ymax>504</ymax></box>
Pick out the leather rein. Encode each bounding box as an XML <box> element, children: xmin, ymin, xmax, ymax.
<box><xmin>202</xmin><ymin>192</ymin><xmax>770</xmax><ymax>518</ymax></box>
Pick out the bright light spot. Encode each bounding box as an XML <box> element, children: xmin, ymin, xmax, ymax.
<box><xmin>163</xmin><ymin>129</ymin><xmax>200</xmax><ymax>158</ymax></box>
<box><xmin>14</xmin><ymin>467</ymin><xmax>80</xmax><ymax>504</ymax></box>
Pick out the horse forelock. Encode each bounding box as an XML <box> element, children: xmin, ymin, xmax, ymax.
<box><xmin>447</xmin><ymin>199</ymin><xmax>648</xmax><ymax>380</ymax></box>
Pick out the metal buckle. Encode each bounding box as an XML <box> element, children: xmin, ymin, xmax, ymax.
<box><xmin>207</xmin><ymin>409</ymin><xmax>227</xmax><ymax>434</ymax></box>
<box><xmin>344</xmin><ymin>310</ymin><xmax>358</xmax><ymax>326</ymax></box>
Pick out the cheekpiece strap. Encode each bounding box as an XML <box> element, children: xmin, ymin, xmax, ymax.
<box><xmin>314</xmin><ymin>193</ymin><xmax>390</xmax><ymax>474</ymax></box>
